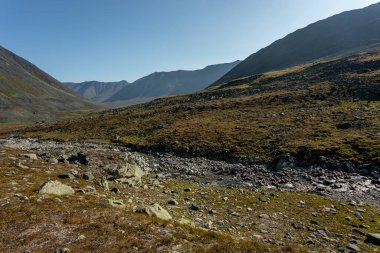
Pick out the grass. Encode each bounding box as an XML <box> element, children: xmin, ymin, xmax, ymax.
<box><xmin>0</xmin><ymin>148</ymin><xmax>378</xmax><ymax>252</ymax></box>
<box><xmin>4</xmin><ymin>49</ymin><xmax>380</xmax><ymax>166</ymax></box>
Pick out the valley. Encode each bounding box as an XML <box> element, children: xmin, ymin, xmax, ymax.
<box><xmin>1</xmin><ymin>2</ymin><xmax>380</xmax><ymax>252</ymax></box>
<box><xmin>15</xmin><ymin>50</ymin><xmax>380</xmax><ymax>169</ymax></box>
<box><xmin>1</xmin><ymin>47</ymin><xmax>379</xmax><ymax>253</ymax></box>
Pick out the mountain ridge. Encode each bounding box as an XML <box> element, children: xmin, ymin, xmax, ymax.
<box><xmin>213</xmin><ymin>2</ymin><xmax>380</xmax><ymax>85</ymax></box>
<box><xmin>64</xmin><ymin>80</ymin><xmax>130</xmax><ymax>103</ymax></box>
<box><xmin>64</xmin><ymin>61</ymin><xmax>240</xmax><ymax>106</ymax></box>
<box><xmin>0</xmin><ymin>46</ymin><xmax>99</xmax><ymax>123</ymax></box>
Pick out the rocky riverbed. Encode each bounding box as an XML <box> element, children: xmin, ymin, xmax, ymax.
<box><xmin>0</xmin><ymin>137</ymin><xmax>380</xmax><ymax>252</ymax></box>
<box><xmin>1</xmin><ymin>137</ymin><xmax>379</xmax><ymax>208</ymax></box>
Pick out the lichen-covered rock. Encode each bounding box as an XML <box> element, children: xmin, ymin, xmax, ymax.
<box><xmin>19</xmin><ymin>153</ymin><xmax>38</xmax><ymax>160</ymax></box>
<box><xmin>99</xmin><ymin>198</ymin><xmax>126</xmax><ymax>209</ymax></box>
<box><xmin>117</xmin><ymin>163</ymin><xmax>145</xmax><ymax>178</ymax></box>
<box><xmin>136</xmin><ymin>203</ymin><xmax>172</xmax><ymax>221</ymax></box>
<box><xmin>118</xmin><ymin>177</ymin><xmax>142</xmax><ymax>187</ymax></box>
<box><xmin>39</xmin><ymin>181</ymin><xmax>75</xmax><ymax>196</ymax></box>
<box><xmin>82</xmin><ymin>171</ymin><xmax>95</xmax><ymax>180</ymax></box>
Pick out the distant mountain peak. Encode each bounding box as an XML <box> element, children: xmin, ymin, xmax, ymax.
<box><xmin>65</xmin><ymin>61</ymin><xmax>240</xmax><ymax>107</ymax></box>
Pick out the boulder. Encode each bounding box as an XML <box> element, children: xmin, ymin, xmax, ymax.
<box><xmin>118</xmin><ymin>177</ymin><xmax>141</xmax><ymax>187</ymax></box>
<box><xmin>19</xmin><ymin>153</ymin><xmax>38</xmax><ymax>160</ymax></box>
<box><xmin>117</xmin><ymin>163</ymin><xmax>145</xmax><ymax>178</ymax></box>
<box><xmin>365</xmin><ymin>233</ymin><xmax>380</xmax><ymax>246</ymax></box>
<box><xmin>136</xmin><ymin>203</ymin><xmax>172</xmax><ymax>221</ymax></box>
<box><xmin>58</xmin><ymin>172</ymin><xmax>76</xmax><ymax>180</ymax></box>
<box><xmin>16</xmin><ymin>161</ymin><xmax>29</xmax><ymax>169</ymax></box>
<box><xmin>82</xmin><ymin>171</ymin><xmax>95</xmax><ymax>181</ymax></box>
<box><xmin>116</xmin><ymin>163</ymin><xmax>145</xmax><ymax>187</ymax></box>
<box><xmin>99</xmin><ymin>198</ymin><xmax>126</xmax><ymax>209</ymax></box>
<box><xmin>99</xmin><ymin>177</ymin><xmax>109</xmax><ymax>190</ymax></box>
<box><xmin>48</xmin><ymin>158</ymin><xmax>59</xmax><ymax>164</ymax></box>
<box><xmin>178</xmin><ymin>218</ymin><xmax>195</xmax><ymax>227</ymax></box>
<box><xmin>39</xmin><ymin>181</ymin><xmax>75</xmax><ymax>196</ymax></box>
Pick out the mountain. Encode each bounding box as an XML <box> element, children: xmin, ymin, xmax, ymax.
<box><xmin>19</xmin><ymin>49</ymin><xmax>380</xmax><ymax>166</ymax></box>
<box><xmin>63</xmin><ymin>80</ymin><xmax>130</xmax><ymax>103</ymax></box>
<box><xmin>0</xmin><ymin>46</ymin><xmax>98</xmax><ymax>123</ymax></box>
<box><xmin>104</xmin><ymin>61</ymin><xmax>240</xmax><ymax>105</ymax></box>
<box><xmin>214</xmin><ymin>3</ymin><xmax>380</xmax><ymax>85</ymax></box>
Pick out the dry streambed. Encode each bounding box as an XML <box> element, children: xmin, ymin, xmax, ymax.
<box><xmin>0</xmin><ymin>138</ymin><xmax>379</xmax><ymax>252</ymax></box>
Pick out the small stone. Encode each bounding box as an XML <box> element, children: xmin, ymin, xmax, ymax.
<box><xmin>99</xmin><ymin>199</ymin><xmax>126</xmax><ymax>209</ymax></box>
<box><xmin>48</xmin><ymin>158</ymin><xmax>59</xmax><ymax>164</ymax></box>
<box><xmin>365</xmin><ymin>233</ymin><xmax>380</xmax><ymax>246</ymax></box>
<box><xmin>208</xmin><ymin>210</ymin><xmax>217</xmax><ymax>215</ymax></box>
<box><xmin>354</xmin><ymin>212</ymin><xmax>364</xmax><ymax>221</ymax></box>
<box><xmin>178</xmin><ymin>218</ymin><xmax>195</xmax><ymax>227</ymax></box>
<box><xmin>259</xmin><ymin>214</ymin><xmax>270</xmax><ymax>219</ymax></box>
<box><xmin>346</xmin><ymin>243</ymin><xmax>360</xmax><ymax>252</ymax></box>
<box><xmin>310</xmin><ymin>220</ymin><xmax>319</xmax><ymax>225</ymax></box>
<box><xmin>16</xmin><ymin>161</ymin><xmax>29</xmax><ymax>169</ymax></box>
<box><xmin>190</xmin><ymin>203</ymin><xmax>200</xmax><ymax>211</ymax></box>
<box><xmin>203</xmin><ymin>221</ymin><xmax>213</xmax><ymax>229</ymax></box>
<box><xmin>216</xmin><ymin>220</ymin><xmax>225</xmax><ymax>226</ymax></box>
<box><xmin>259</xmin><ymin>197</ymin><xmax>269</xmax><ymax>202</ymax></box>
<box><xmin>58</xmin><ymin>173</ymin><xmax>75</xmax><ymax>180</ymax></box>
<box><xmin>77</xmin><ymin>234</ymin><xmax>86</xmax><ymax>240</ymax></box>
<box><xmin>54</xmin><ymin>248</ymin><xmax>70</xmax><ymax>253</ymax></box>
<box><xmin>99</xmin><ymin>177</ymin><xmax>109</xmax><ymax>190</ymax></box>
<box><xmin>345</xmin><ymin>216</ymin><xmax>352</xmax><ymax>221</ymax></box>
<box><xmin>282</xmin><ymin>183</ymin><xmax>294</xmax><ymax>189</ymax></box>
<box><xmin>110</xmin><ymin>187</ymin><xmax>120</xmax><ymax>194</ymax></box>
<box><xmin>292</xmin><ymin>223</ymin><xmax>303</xmax><ymax>229</ymax></box>
<box><xmin>19</xmin><ymin>153</ymin><xmax>38</xmax><ymax>160</ymax></box>
<box><xmin>253</xmin><ymin>234</ymin><xmax>264</xmax><ymax>240</ymax></box>
<box><xmin>168</xmin><ymin>199</ymin><xmax>178</xmax><ymax>205</ymax></box>
<box><xmin>82</xmin><ymin>171</ymin><xmax>94</xmax><ymax>181</ymax></box>
<box><xmin>184</xmin><ymin>188</ymin><xmax>191</xmax><ymax>192</ymax></box>
<box><xmin>352</xmin><ymin>228</ymin><xmax>366</xmax><ymax>236</ymax></box>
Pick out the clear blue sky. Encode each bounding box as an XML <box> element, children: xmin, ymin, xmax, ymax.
<box><xmin>1</xmin><ymin>0</ymin><xmax>379</xmax><ymax>82</ymax></box>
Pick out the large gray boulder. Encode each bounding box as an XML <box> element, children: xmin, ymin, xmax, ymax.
<box><xmin>136</xmin><ymin>203</ymin><xmax>172</xmax><ymax>221</ymax></box>
<box><xmin>117</xmin><ymin>163</ymin><xmax>145</xmax><ymax>178</ymax></box>
<box><xmin>116</xmin><ymin>163</ymin><xmax>145</xmax><ymax>187</ymax></box>
<box><xmin>39</xmin><ymin>181</ymin><xmax>75</xmax><ymax>196</ymax></box>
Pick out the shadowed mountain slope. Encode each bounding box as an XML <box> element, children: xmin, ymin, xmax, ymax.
<box><xmin>104</xmin><ymin>61</ymin><xmax>241</xmax><ymax>105</ymax></box>
<box><xmin>0</xmin><ymin>46</ymin><xmax>98</xmax><ymax>123</ymax></box>
<box><xmin>64</xmin><ymin>80</ymin><xmax>130</xmax><ymax>103</ymax></box>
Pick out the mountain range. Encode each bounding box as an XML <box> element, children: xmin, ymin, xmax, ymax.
<box><xmin>214</xmin><ymin>2</ymin><xmax>380</xmax><ymax>85</ymax></box>
<box><xmin>0</xmin><ymin>46</ymin><xmax>98</xmax><ymax>123</ymax></box>
<box><xmin>64</xmin><ymin>61</ymin><xmax>240</xmax><ymax>106</ymax></box>
<box><xmin>64</xmin><ymin>80</ymin><xmax>130</xmax><ymax>103</ymax></box>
